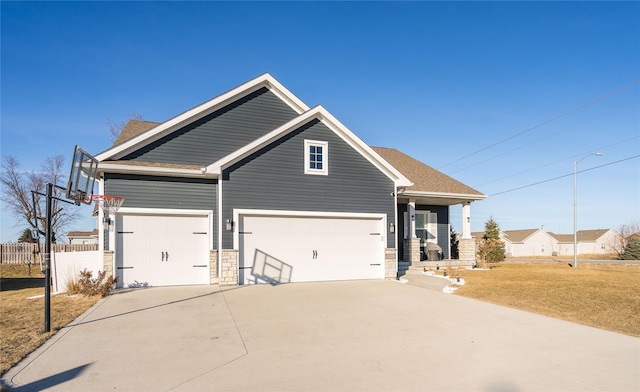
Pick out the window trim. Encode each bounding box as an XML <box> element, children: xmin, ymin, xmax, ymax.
<box><xmin>304</xmin><ymin>140</ymin><xmax>328</xmax><ymax>175</ymax></box>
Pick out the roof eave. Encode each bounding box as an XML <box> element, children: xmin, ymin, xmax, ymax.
<box><xmin>399</xmin><ymin>190</ymin><xmax>487</xmax><ymax>201</ymax></box>
<box><xmin>98</xmin><ymin>163</ymin><xmax>215</xmax><ymax>179</ymax></box>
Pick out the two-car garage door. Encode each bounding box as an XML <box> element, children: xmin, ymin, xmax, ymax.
<box><xmin>115</xmin><ymin>213</ymin><xmax>210</xmax><ymax>288</ymax></box>
<box><xmin>238</xmin><ymin>213</ymin><xmax>385</xmax><ymax>285</ymax></box>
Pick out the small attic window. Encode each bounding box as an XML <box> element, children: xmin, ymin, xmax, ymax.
<box><xmin>304</xmin><ymin>140</ymin><xmax>328</xmax><ymax>175</ymax></box>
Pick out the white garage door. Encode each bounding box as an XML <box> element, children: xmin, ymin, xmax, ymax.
<box><xmin>116</xmin><ymin>213</ymin><xmax>210</xmax><ymax>288</ymax></box>
<box><xmin>238</xmin><ymin>214</ymin><xmax>385</xmax><ymax>285</ymax></box>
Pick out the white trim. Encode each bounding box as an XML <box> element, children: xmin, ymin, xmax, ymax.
<box><xmin>304</xmin><ymin>139</ymin><xmax>328</xmax><ymax>175</ymax></box>
<box><xmin>217</xmin><ymin>178</ymin><xmax>223</xmax><ymax>278</ymax></box>
<box><xmin>98</xmin><ymin>162</ymin><xmax>211</xmax><ymax>178</ymax></box>
<box><xmin>232</xmin><ymin>209</ymin><xmax>387</xmax><ymax>252</ymax></box>
<box><xmin>117</xmin><ymin>208</ymin><xmax>214</xmax><ymax>250</ymax></box>
<box><xmin>95</xmin><ymin>73</ymin><xmax>310</xmax><ymax>162</ymax></box>
<box><xmin>205</xmin><ymin>105</ymin><xmax>411</xmax><ymax>187</ymax></box>
<box><xmin>399</xmin><ymin>190</ymin><xmax>487</xmax><ymax>201</ymax></box>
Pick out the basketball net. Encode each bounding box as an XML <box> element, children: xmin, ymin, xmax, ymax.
<box><xmin>90</xmin><ymin>195</ymin><xmax>125</xmax><ymax>221</ymax></box>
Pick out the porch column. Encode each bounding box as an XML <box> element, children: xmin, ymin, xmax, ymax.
<box><xmin>459</xmin><ymin>201</ymin><xmax>476</xmax><ymax>265</ymax></box>
<box><xmin>462</xmin><ymin>202</ymin><xmax>471</xmax><ymax>239</ymax></box>
<box><xmin>407</xmin><ymin>199</ymin><xmax>416</xmax><ymax>238</ymax></box>
<box><xmin>403</xmin><ymin>199</ymin><xmax>420</xmax><ymax>265</ymax></box>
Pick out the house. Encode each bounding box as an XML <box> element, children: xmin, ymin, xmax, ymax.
<box><xmin>500</xmin><ymin>229</ymin><xmax>557</xmax><ymax>257</ymax></box>
<box><xmin>93</xmin><ymin>74</ymin><xmax>486</xmax><ymax>287</ymax></box>
<box><xmin>548</xmin><ymin>229</ymin><xmax>619</xmax><ymax>256</ymax></box>
<box><xmin>67</xmin><ymin>229</ymin><xmax>99</xmax><ymax>245</ymax></box>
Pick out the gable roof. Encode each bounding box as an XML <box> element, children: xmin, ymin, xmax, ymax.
<box><xmin>371</xmin><ymin>147</ymin><xmax>485</xmax><ymax>203</ymax></box>
<box><xmin>502</xmin><ymin>229</ymin><xmax>540</xmax><ymax>243</ymax></box>
<box><xmin>205</xmin><ymin>105</ymin><xmax>412</xmax><ymax>186</ymax></box>
<box><xmin>95</xmin><ymin>73</ymin><xmax>310</xmax><ymax>162</ymax></box>
<box><xmin>547</xmin><ymin>229</ymin><xmax>614</xmax><ymax>243</ymax></box>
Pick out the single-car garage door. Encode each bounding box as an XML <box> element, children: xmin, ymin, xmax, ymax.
<box><xmin>238</xmin><ymin>213</ymin><xmax>385</xmax><ymax>284</ymax></box>
<box><xmin>116</xmin><ymin>213</ymin><xmax>210</xmax><ymax>288</ymax></box>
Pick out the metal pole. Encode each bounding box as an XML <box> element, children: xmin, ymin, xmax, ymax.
<box><xmin>573</xmin><ymin>152</ymin><xmax>603</xmax><ymax>269</ymax></box>
<box><xmin>44</xmin><ymin>183</ymin><xmax>52</xmax><ymax>332</ymax></box>
<box><xmin>573</xmin><ymin>161</ymin><xmax>578</xmax><ymax>269</ymax></box>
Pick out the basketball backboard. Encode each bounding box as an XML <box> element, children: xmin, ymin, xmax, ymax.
<box><xmin>66</xmin><ymin>145</ymin><xmax>98</xmax><ymax>205</ymax></box>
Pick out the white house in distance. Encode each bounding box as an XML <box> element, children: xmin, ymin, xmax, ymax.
<box><xmin>472</xmin><ymin>228</ymin><xmax>620</xmax><ymax>258</ymax></box>
<box><xmin>548</xmin><ymin>229</ymin><xmax>619</xmax><ymax>257</ymax></box>
<box><xmin>66</xmin><ymin>229</ymin><xmax>99</xmax><ymax>245</ymax></box>
<box><xmin>501</xmin><ymin>229</ymin><xmax>557</xmax><ymax>257</ymax></box>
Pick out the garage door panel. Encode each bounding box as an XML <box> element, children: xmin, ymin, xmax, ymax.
<box><xmin>116</xmin><ymin>214</ymin><xmax>210</xmax><ymax>288</ymax></box>
<box><xmin>239</xmin><ymin>214</ymin><xmax>384</xmax><ymax>285</ymax></box>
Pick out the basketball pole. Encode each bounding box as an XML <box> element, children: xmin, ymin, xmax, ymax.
<box><xmin>44</xmin><ymin>183</ymin><xmax>52</xmax><ymax>333</ymax></box>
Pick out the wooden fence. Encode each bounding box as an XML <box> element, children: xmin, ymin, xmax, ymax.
<box><xmin>0</xmin><ymin>243</ymin><xmax>99</xmax><ymax>264</ymax></box>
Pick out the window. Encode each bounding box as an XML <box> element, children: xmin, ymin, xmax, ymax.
<box><xmin>304</xmin><ymin>140</ymin><xmax>328</xmax><ymax>175</ymax></box>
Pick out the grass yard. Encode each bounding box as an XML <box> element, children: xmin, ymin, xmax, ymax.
<box><xmin>0</xmin><ymin>264</ymin><xmax>101</xmax><ymax>376</ymax></box>
<box><xmin>454</xmin><ymin>262</ymin><xmax>640</xmax><ymax>337</ymax></box>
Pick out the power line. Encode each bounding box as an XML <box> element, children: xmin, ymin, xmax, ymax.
<box><xmin>477</xmin><ymin>135</ymin><xmax>640</xmax><ymax>187</ymax></box>
<box><xmin>448</xmin><ymin>100</ymin><xmax>639</xmax><ymax>175</ymax></box>
<box><xmin>489</xmin><ymin>154</ymin><xmax>640</xmax><ymax>197</ymax></box>
<box><xmin>438</xmin><ymin>79</ymin><xmax>640</xmax><ymax>169</ymax></box>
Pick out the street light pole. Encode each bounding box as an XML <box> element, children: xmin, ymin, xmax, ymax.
<box><xmin>574</xmin><ymin>152</ymin><xmax>603</xmax><ymax>268</ymax></box>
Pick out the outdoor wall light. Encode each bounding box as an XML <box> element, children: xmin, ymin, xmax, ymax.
<box><xmin>389</xmin><ymin>223</ymin><xmax>395</xmax><ymax>233</ymax></box>
<box><xmin>225</xmin><ymin>219</ymin><xmax>233</xmax><ymax>231</ymax></box>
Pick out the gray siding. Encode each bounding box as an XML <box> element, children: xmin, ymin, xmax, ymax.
<box><xmin>122</xmin><ymin>88</ymin><xmax>299</xmax><ymax>165</ymax></box>
<box><xmin>104</xmin><ymin>174</ymin><xmax>217</xmax><ymax>246</ymax></box>
<box><xmin>397</xmin><ymin>204</ymin><xmax>450</xmax><ymax>259</ymax></box>
<box><xmin>222</xmin><ymin>119</ymin><xmax>396</xmax><ymax>248</ymax></box>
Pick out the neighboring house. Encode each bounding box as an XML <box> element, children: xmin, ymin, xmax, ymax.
<box><xmin>93</xmin><ymin>73</ymin><xmax>486</xmax><ymax>287</ymax></box>
<box><xmin>472</xmin><ymin>228</ymin><xmax>620</xmax><ymax>257</ymax></box>
<box><xmin>549</xmin><ymin>229</ymin><xmax>619</xmax><ymax>256</ymax></box>
<box><xmin>501</xmin><ymin>229</ymin><xmax>557</xmax><ymax>257</ymax></box>
<box><xmin>67</xmin><ymin>229</ymin><xmax>99</xmax><ymax>245</ymax></box>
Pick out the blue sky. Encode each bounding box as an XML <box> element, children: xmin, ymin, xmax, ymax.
<box><xmin>1</xmin><ymin>1</ymin><xmax>639</xmax><ymax>243</ymax></box>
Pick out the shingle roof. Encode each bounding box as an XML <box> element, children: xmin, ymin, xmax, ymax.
<box><xmin>502</xmin><ymin>229</ymin><xmax>539</xmax><ymax>243</ymax></box>
<box><xmin>371</xmin><ymin>147</ymin><xmax>484</xmax><ymax>196</ymax></box>
<box><xmin>113</xmin><ymin>120</ymin><xmax>160</xmax><ymax>147</ymax></box>
<box><xmin>547</xmin><ymin>229</ymin><xmax>612</xmax><ymax>242</ymax></box>
<box><xmin>67</xmin><ymin>229</ymin><xmax>99</xmax><ymax>237</ymax></box>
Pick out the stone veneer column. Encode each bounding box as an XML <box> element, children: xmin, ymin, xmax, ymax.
<box><xmin>458</xmin><ymin>238</ymin><xmax>476</xmax><ymax>265</ymax></box>
<box><xmin>103</xmin><ymin>251</ymin><xmax>114</xmax><ymax>277</ymax></box>
<box><xmin>220</xmin><ymin>250</ymin><xmax>238</xmax><ymax>286</ymax></box>
<box><xmin>385</xmin><ymin>248</ymin><xmax>397</xmax><ymax>279</ymax></box>
<box><xmin>403</xmin><ymin>238</ymin><xmax>421</xmax><ymax>266</ymax></box>
<box><xmin>209</xmin><ymin>250</ymin><xmax>219</xmax><ymax>284</ymax></box>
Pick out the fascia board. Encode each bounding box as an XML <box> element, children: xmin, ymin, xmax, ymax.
<box><xmin>206</xmin><ymin>108</ymin><xmax>321</xmax><ymax>174</ymax></box>
<box><xmin>206</xmin><ymin>105</ymin><xmax>413</xmax><ymax>188</ymax></box>
<box><xmin>315</xmin><ymin>107</ymin><xmax>413</xmax><ymax>187</ymax></box>
<box><xmin>95</xmin><ymin>73</ymin><xmax>310</xmax><ymax>162</ymax></box>
<box><xmin>399</xmin><ymin>190</ymin><xmax>488</xmax><ymax>201</ymax></box>
<box><xmin>98</xmin><ymin>163</ymin><xmax>214</xmax><ymax>178</ymax></box>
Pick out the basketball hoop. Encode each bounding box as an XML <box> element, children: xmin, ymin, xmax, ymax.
<box><xmin>90</xmin><ymin>195</ymin><xmax>125</xmax><ymax>225</ymax></box>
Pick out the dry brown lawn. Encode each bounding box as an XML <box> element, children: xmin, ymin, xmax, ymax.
<box><xmin>0</xmin><ymin>264</ymin><xmax>101</xmax><ymax>376</ymax></box>
<box><xmin>454</xmin><ymin>262</ymin><xmax>640</xmax><ymax>337</ymax></box>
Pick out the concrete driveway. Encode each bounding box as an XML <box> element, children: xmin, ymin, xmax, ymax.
<box><xmin>3</xmin><ymin>278</ymin><xmax>639</xmax><ymax>391</ymax></box>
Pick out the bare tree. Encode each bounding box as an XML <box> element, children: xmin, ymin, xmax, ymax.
<box><xmin>1</xmin><ymin>155</ymin><xmax>80</xmax><ymax>243</ymax></box>
<box><xmin>107</xmin><ymin>111</ymin><xmax>144</xmax><ymax>143</ymax></box>
<box><xmin>610</xmin><ymin>222</ymin><xmax>640</xmax><ymax>257</ymax></box>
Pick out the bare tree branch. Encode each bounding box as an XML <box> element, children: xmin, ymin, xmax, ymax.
<box><xmin>1</xmin><ymin>155</ymin><xmax>80</xmax><ymax>243</ymax></box>
<box><xmin>107</xmin><ymin>111</ymin><xmax>143</xmax><ymax>143</ymax></box>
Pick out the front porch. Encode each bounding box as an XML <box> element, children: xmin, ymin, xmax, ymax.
<box><xmin>397</xmin><ymin>199</ymin><xmax>478</xmax><ymax>267</ymax></box>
